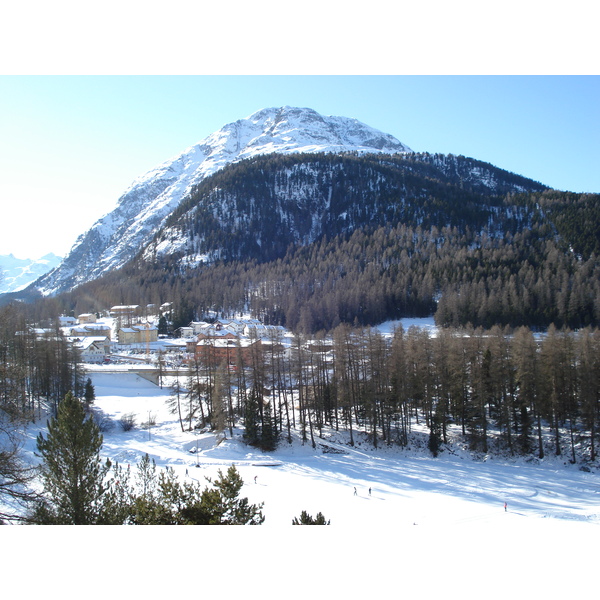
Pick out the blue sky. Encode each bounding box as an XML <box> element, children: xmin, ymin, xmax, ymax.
<box><xmin>0</xmin><ymin>75</ymin><xmax>598</xmax><ymax>259</ymax></box>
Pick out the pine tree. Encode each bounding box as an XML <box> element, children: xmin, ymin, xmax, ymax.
<box><xmin>33</xmin><ymin>391</ymin><xmax>109</xmax><ymax>524</ymax></box>
<box><xmin>292</xmin><ymin>510</ymin><xmax>330</xmax><ymax>524</ymax></box>
<box><xmin>210</xmin><ymin>465</ymin><xmax>264</xmax><ymax>525</ymax></box>
<box><xmin>84</xmin><ymin>377</ymin><xmax>95</xmax><ymax>403</ymax></box>
<box><xmin>428</xmin><ymin>407</ymin><xmax>442</xmax><ymax>457</ymax></box>
<box><xmin>243</xmin><ymin>385</ymin><xmax>261</xmax><ymax>446</ymax></box>
<box><xmin>126</xmin><ymin>461</ymin><xmax>264</xmax><ymax>525</ymax></box>
<box><xmin>157</xmin><ymin>314</ymin><xmax>169</xmax><ymax>336</ymax></box>
<box><xmin>260</xmin><ymin>400</ymin><xmax>278</xmax><ymax>451</ymax></box>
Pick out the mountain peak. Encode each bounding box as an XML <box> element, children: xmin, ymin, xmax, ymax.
<box><xmin>235</xmin><ymin>106</ymin><xmax>412</xmax><ymax>155</ymax></box>
<box><xmin>33</xmin><ymin>107</ymin><xmax>412</xmax><ymax>295</ymax></box>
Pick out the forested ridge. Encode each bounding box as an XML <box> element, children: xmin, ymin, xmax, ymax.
<box><xmin>20</xmin><ymin>152</ymin><xmax>597</xmax><ymax>334</ymax></box>
<box><xmin>151</xmin><ymin>151</ymin><xmax>548</xmax><ymax>265</ymax></box>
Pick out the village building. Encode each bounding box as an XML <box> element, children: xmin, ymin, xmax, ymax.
<box><xmin>58</xmin><ymin>315</ymin><xmax>78</xmax><ymax>327</ymax></box>
<box><xmin>116</xmin><ymin>323</ymin><xmax>158</xmax><ymax>345</ymax></box>
<box><xmin>69</xmin><ymin>323</ymin><xmax>112</xmax><ymax>339</ymax></box>
<box><xmin>29</xmin><ymin>328</ymin><xmax>55</xmax><ymax>340</ymax></box>
<box><xmin>77</xmin><ymin>313</ymin><xmax>97</xmax><ymax>324</ymax></box>
<box><xmin>110</xmin><ymin>305</ymin><xmax>141</xmax><ymax>319</ymax></box>
<box><xmin>243</xmin><ymin>322</ymin><xmax>287</xmax><ymax>338</ymax></box>
<box><xmin>177</xmin><ymin>326</ymin><xmax>195</xmax><ymax>338</ymax></box>
<box><xmin>220</xmin><ymin>318</ymin><xmax>247</xmax><ymax>335</ymax></box>
<box><xmin>197</xmin><ymin>329</ymin><xmax>237</xmax><ymax>341</ymax></box>
<box><xmin>72</xmin><ymin>336</ymin><xmax>111</xmax><ymax>363</ymax></box>
<box><xmin>194</xmin><ymin>336</ymin><xmax>262</xmax><ymax>368</ymax></box>
<box><xmin>189</xmin><ymin>321</ymin><xmax>212</xmax><ymax>335</ymax></box>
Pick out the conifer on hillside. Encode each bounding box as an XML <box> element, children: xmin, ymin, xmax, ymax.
<box><xmin>32</xmin><ymin>391</ymin><xmax>109</xmax><ymax>524</ymax></box>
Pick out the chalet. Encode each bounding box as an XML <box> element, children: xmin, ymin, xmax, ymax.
<box><xmin>243</xmin><ymin>322</ymin><xmax>286</xmax><ymax>339</ymax></box>
<box><xmin>73</xmin><ymin>336</ymin><xmax>111</xmax><ymax>363</ymax></box>
<box><xmin>177</xmin><ymin>326</ymin><xmax>194</xmax><ymax>338</ymax></box>
<box><xmin>110</xmin><ymin>305</ymin><xmax>140</xmax><ymax>318</ymax></box>
<box><xmin>30</xmin><ymin>328</ymin><xmax>55</xmax><ymax>339</ymax></box>
<box><xmin>191</xmin><ymin>320</ymin><xmax>247</xmax><ymax>337</ymax></box>
<box><xmin>58</xmin><ymin>315</ymin><xmax>77</xmax><ymax>327</ymax></box>
<box><xmin>222</xmin><ymin>319</ymin><xmax>247</xmax><ymax>335</ymax></box>
<box><xmin>78</xmin><ymin>313</ymin><xmax>97</xmax><ymax>324</ymax></box>
<box><xmin>197</xmin><ymin>329</ymin><xmax>237</xmax><ymax>341</ymax></box>
<box><xmin>190</xmin><ymin>321</ymin><xmax>212</xmax><ymax>335</ymax></box>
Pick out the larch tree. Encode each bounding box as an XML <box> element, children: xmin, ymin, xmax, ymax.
<box><xmin>0</xmin><ymin>412</ymin><xmax>38</xmax><ymax>523</ymax></box>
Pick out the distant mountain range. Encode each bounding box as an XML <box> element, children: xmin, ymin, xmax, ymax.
<box><xmin>0</xmin><ymin>253</ymin><xmax>62</xmax><ymax>294</ymax></box>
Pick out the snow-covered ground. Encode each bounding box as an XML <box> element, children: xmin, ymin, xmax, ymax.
<box><xmin>5</xmin><ymin>367</ymin><xmax>598</xmax><ymax>596</ymax></box>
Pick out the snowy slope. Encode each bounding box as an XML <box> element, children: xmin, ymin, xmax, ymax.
<box><xmin>33</xmin><ymin>107</ymin><xmax>412</xmax><ymax>295</ymax></box>
<box><xmin>87</xmin><ymin>372</ymin><xmax>600</xmax><ymax>527</ymax></box>
<box><xmin>4</xmin><ymin>369</ymin><xmax>598</xmax><ymax>596</ymax></box>
<box><xmin>0</xmin><ymin>252</ymin><xmax>62</xmax><ymax>294</ymax></box>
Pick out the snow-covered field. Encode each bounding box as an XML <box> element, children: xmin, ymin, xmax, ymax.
<box><xmin>6</xmin><ymin>369</ymin><xmax>599</xmax><ymax>596</ymax></box>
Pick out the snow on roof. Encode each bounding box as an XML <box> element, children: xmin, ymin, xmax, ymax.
<box><xmin>119</xmin><ymin>323</ymin><xmax>157</xmax><ymax>332</ymax></box>
<box><xmin>70</xmin><ymin>336</ymin><xmax>110</xmax><ymax>350</ymax></box>
<box><xmin>195</xmin><ymin>337</ymin><xmax>259</xmax><ymax>348</ymax></box>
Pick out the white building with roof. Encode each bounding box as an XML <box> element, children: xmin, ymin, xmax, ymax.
<box><xmin>71</xmin><ymin>336</ymin><xmax>111</xmax><ymax>363</ymax></box>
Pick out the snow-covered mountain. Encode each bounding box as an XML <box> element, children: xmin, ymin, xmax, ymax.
<box><xmin>33</xmin><ymin>107</ymin><xmax>412</xmax><ymax>295</ymax></box>
<box><xmin>0</xmin><ymin>253</ymin><xmax>62</xmax><ymax>294</ymax></box>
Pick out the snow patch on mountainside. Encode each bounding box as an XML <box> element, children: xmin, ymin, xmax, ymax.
<box><xmin>34</xmin><ymin>107</ymin><xmax>412</xmax><ymax>295</ymax></box>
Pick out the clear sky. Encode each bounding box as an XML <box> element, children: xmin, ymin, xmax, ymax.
<box><xmin>0</xmin><ymin>6</ymin><xmax>598</xmax><ymax>259</ymax></box>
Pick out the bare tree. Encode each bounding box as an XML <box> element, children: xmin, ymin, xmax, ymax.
<box><xmin>0</xmin><ymin>412</ymin><xmax>37</xmax><ymax>522</ymax></box>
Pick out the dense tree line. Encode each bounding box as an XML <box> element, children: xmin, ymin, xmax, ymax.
<box><xmin>535</xmin><ymin>190</ymin><xmax>600</xmax><ymax>259</ymax></box>
<box><xmin>154</xmin><ymin>151</ymin><xmax>546</xmax><ymax>266</ymax></box>
<box><xmin>162</xmin><ymin>323</ymin><xmax>600</xmax><ymax>463</ymax></box>
<box><xmin>39</xmin><ymin>212</ymin><xmax>598</xmax><ymax>335</ymax></box>
<box><xmin>0</xmin><ymin>304</ymin><xmax>84</xmax><ymax>419</ymax></box>
<box><xmin>317</xmin><ymin>323</ymin><xmax>600</xmax><ymax>461</ymax></box>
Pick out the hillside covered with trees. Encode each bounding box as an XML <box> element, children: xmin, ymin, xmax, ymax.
<box><xmin>18</xmin><ymin>152</ymin><xmax>597</xmax><ymax>334</ymax></box>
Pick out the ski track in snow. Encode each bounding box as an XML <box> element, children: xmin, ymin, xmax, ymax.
<box><xmin>8</xmin><ymin>370</ymin><xmax>599</xmax><ymax>532</ymax></box>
